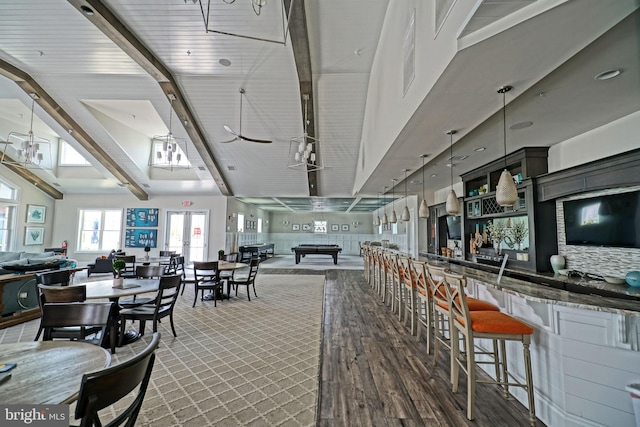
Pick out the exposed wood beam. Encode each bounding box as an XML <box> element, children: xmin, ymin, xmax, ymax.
<box><xmin>0</xmin><ymin>59</ymin><xmax>145</xmax><ymax>200</ymax></box>
<box><xmin>68</xmin><ymin>0</ymin><xmax>232</xmax><ymax>196</ymax></box>
<box><xmin>0</xmin><ymin>159</ymin><xmax>63</xmax><ymax>200</ymax></box>
<box><xmin>285</xmin><ymin>0</ymin><xmax>318</xmax><ymax>197</ymax></box>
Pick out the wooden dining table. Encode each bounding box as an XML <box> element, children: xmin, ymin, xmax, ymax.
<box><xmin>0</xmin><ymin>341</ymin><xmax>110</xmax><ymax>404</ymax></box>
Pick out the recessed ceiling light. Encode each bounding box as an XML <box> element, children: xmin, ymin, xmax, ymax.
<box><xmin>219</xmin><ymin>58</ymin><xmax>232</xmax><ymax>67</ymax></box>
<box><xmin>431</xmin><ymin>174</ymin><xmax>437</xmax><ymax>177</ymax></box>
<box><xmin>80</xmin><ymin>6</ymin><xmax>94</xmax><ymax>15</ymax></box>
<box><xmin>474</xmin><ymin>147</ymin><xmax>486</xmax><ymax>152</ymax></box>
<box><xmin>410</xmin><ymin>180</ymin><xmax>422</xmax><ymax>184</ymax></box>
<box><xmin>509</xmin><ymin>121</ymin><xmax>533</xmax><ymax>130</ymax></box>
<box><xmin>594</xmin><ymin>69</ymin><xmax>621</xmax><ymax>80</ymax></box>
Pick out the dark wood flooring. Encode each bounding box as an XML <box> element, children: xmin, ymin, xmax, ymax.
<box><xmin>262</xmin><ymin>268</ymin><xmax>541</xmax><ymax>427</ymax></box>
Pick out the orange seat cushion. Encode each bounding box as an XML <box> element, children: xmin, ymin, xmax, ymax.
<box><xmin>461</xmin><ymin>311</ymin><xmax>534</xmax><ymax>335</ymax></box>
<box><xmin>436</xmin><ymin>297</ymin><xmax>499</xmax><ymax>312</ymax></box>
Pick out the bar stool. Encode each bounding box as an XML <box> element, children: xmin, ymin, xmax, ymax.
<box><xmin>381</xmin><ymin>251</ymin><xmax>394</xmax><ymax>303</ymax></box>
<box><xmin>391</xmin><ymin>254</ymin><xmax>405</xmax><ymax>320</ymax></box>
<box><xmin>399</xmin><ymin>256</ymin><xmax>417</xmax><ymax>335</ymax></box>
<box><xmin>412</xmin><ymin>261</ymin><xmax>432</xmax><ymax>353</ymax></box>
<box><xmin>427</xmin><ymin>265</ymin><xmax>500</xmax><ymax>368</ymax></box>
<box><xmin>445</xmin><ymin>271</ymin><xmax>536</xmax><ymax>426</ymax></box>
<box><xmin>362</xmin><ymin>245</ymin><xmax>371</xmax><ymax>284</ymax></box>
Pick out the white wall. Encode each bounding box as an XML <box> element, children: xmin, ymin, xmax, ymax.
<box><xmin>0</xmin><ymin>165</ymin><xmax>57</xmax><ymax>252</ymax></box>
<box><xmin>52</xmin><ymin>194</ymin><xmax>227</xmax><ymax>264</ymax></box>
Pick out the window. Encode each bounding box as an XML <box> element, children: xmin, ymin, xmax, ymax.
<box><xmin>313</xmin><ymin>220</ymin><xmax>327</xmax><ymax>233</ymax></box>
<box><xmin>59</xmin><ymin>141</ymin><xmax>91</xmax><ymax>165</ymax></box>
<box><xmin>78</xmin><ymin>209</ymin><xmax>122</xmax><ymax>251</ymax></box>
<box><xmin>0</xmin><ymin>178</ymin><xmax>18</xmax><ymax>251</ymax></box>
<box><xmin>257</xmin><ymin>218</ymin><xmax>262</xmax><ymax>233</ymax></box>
<box><xmin>237</xmin><ymin>213</ymin><xmax>244</xmax><ymax>232</ymax></box>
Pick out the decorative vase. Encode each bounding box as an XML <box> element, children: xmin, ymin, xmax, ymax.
<box><xmin>493</xmin><ymin>241</ymin><xmax>502</xmax><ymax>256</ymax></box>
<box><xmin>550</xmin><ymin>255</ymin><xmax>565</xmax><ymax>274</ymax></box>
<box><xmin>626</xmin><ymin>271</ymin><xmax>640</xmax><ymax>287</ymax></box>
<box><xmin>113</xmin><ymin>276</ymin><xmax>124</xmax><ymax>289</ymax></box>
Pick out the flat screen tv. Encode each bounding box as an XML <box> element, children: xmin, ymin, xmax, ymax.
<box><xmin>563</xmin><ymin>190</ymin><xmax>640</xmax><ymax>248</ymax></box>
<box><xmin>446</xmin><ymin>215</ymin><xmax>462</xmax><ymax>240</ymax></box>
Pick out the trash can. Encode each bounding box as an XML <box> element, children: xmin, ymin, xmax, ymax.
<box><xmin>626</xmin><ymin>383</ymin><xmax>640</xmax><ymax>427</ymax></box>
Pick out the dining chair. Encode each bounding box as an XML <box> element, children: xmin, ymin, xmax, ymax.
<box><xmin>119</xmin><ymin>265</ymin><xmax>166</xmax><ymax>308</ymax></box>
<box><xmin>219</xmin><ymin>252</ymin><xmax>239</xmax><ymax>283</ymax></box>
<box><xmin>118</xmin><ymin>275</ymin><xmax>182</xmax><ymax>345</ymax></box>
<box><xmin>191</xmin><ymin>261</ymin><xmax>223</xmax><ymax>307</ymax></box>
<box><xmin>114</xmin><ymin>255</ymin><xmax>136</xmax><ymax>278</ymax></box>
<box><xmin>35</xmin><ymin>269</ymin><xmax>73</xmax><ymax>286</ymax></box>
<box><xmin>35</xmin><ymin>282</ymin><xmax>87</xmax><ymax>341</ymax></box>
<box><xmin>74</xmin><ymin>332</ymin><xmax>160</xmax><ymax>427</ymax></box>
<box><xmin>445</xmin><ymin>271</ymin><xmax>536</xmax><ymax>426</ymax></box>
<box><xmin>40</xmin><ymin>302</ymin><xmax>117</xmax><ymax>354</ymax></box>
<box><xmin>228</xmin><ymin>257</ymin><xmax>260</xmax><ymax>301</ymax></box>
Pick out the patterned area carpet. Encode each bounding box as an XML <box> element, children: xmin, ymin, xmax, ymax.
<box><xmin>0</xmin><ymin>274</ymin><xmax>325</xmax><ymax>426</ymax></box>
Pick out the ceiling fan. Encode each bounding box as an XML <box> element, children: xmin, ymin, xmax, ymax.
<box><xmin>222</xmin><ymin>88</ymin><xmax>272</xmax><ymax>144</ymax></box>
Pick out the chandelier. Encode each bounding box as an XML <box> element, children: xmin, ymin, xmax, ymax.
<box><xmin>1</xmin><ymin>93</ymin><xmax>52</xmax><ymax>170</ymax></box>
<box><xmin>288</xmin><ymin>94</ymin><xmax>323</xmax><ymax>172</ymax></box>
<box><xmin>150</xmin><ymin>94</ymin><xmax>190</xmax><ymax>171</ymax></box>
<box><xmin>193</xmin><ymin>0</ymin><xmax>293</xmax><ymax>45</ymax></box>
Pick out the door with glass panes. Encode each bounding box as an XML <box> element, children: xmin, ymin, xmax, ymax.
<box><xmin>164</xmin><ymin>211</ymin><xmax>208</xmax><ymax>263</ymax></box>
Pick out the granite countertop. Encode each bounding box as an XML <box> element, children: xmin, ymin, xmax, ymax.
<box><xmin>417</xmin><ymin>254</ymin><xmax>640</xmax><ymax>316</ymax></box>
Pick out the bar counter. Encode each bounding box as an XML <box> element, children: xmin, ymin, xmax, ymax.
<box><xmin>416</xmin><ymin>253</ymin><xmax>640</xmax><ymax>427</ymax></box>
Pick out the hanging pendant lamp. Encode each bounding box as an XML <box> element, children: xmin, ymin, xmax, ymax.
<box><xmin>445</xmin><ymin>130</ymin><xmax>460</xmax><ymax>215</ymax></box>
<box><xmin>495</xmin><ymin>85</ymin><xmax>518</xmax><ymax>207</ymax></box>
<box><xmin>382</xmin><ymin>186</ymin><xmax>389</xmax><ymax>225</ymax></box>
<box><xmin>375</xmin><ymin>192</ymin><xmax>381</xmax><ymax>226</ymax></box>
<box><xmin>418</xmin><ymin>154</ymin><xmax>429</xmax><ymax>218</ymax></box>
<box><xmin>390</xmin><ymin>179</ymin><xmax>398</xmax><ymax>223</ymax></box>
<box><xmin>401</xmin><ymin>169</ymin><xmax>411</xmax><ymax>221</ymax></box>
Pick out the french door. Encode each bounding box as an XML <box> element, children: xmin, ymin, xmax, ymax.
<box><xmin>164</xmin><ymin>211</ymin><xmax>208</xmax><ymax>264</ymax></box>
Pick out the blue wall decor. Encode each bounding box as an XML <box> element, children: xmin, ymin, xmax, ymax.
<box><xmin>125</xmin><ymin>229</ymin><xmax>158</xmax><ymax>248</ymax></box>
<box><xmin>126</xmin><ymin>208</ymin><xmax>159</xmax><ymax>227</ymax></box>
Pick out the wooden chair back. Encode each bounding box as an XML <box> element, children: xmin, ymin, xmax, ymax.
<box><xmin>159</xmin><ymin>250</ymin><xmax>176</xmax><ymax>257</ymax></box>
<box><xmin>151</xmin><ymin>275</ymin><xmax>182</xmax><ymax>315</ymax></box>
<box><xmin>232</xmin><ymin>257</ymin><xmax>260</xmax><ymax>283</ymax></box>
<box><xmin>75</xmin><ymin>333</ymin><xmax>160</xmax><ymax>427</ymax></box>
<box><xmin>39</xmin><ymin>284</ymin><xmax>86</xmax><ymax>303</ymax></box>
<box><xmin>40</xmin><ymin>302</ymin><xmax>116</xmax><ymax>351</ymax></box>
<box><xmin>167</xmin><ymin>255</ymin><xmax>186</xmax><ymax>278</ymax></box>
<box><xmin>223</xmin><ymin>252</ymin><xmax>239</xmax><ymax>262</ymax></box>
<box><xmin>399</xmin><ymin>256</ymin><xmax>414</xmax><ymax>289</ymax></box>
<box><xmin>136</xmin><ymin>265</ymin><xmax>165</xmax><ymax>279</ymax></box>
<box><xmin>412</xmin><ymin>261</ymin><xmax>429</xmax><ymax>298</ymax></box>
<box><xmin>427</xmin><ymin>265</ymin><xmax>448</xmax><ymax>308</ymax></box>
<box><xmin>193</xmin><ymin>261</ymin><xmax>220</xmax><ymax>283</ymax></box>
<box><xmin>443</xmin><ymin>271</ymin><xmax>470</xmax><ymax>327</ymax></box>
<box><xmin>36</xmin><ymin>270</ymin><xmax>72</xmax><ymax>286</ymax></box>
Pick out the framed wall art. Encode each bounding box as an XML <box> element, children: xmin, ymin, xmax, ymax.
<box><xmin>341</xmin><ymin>224</ymin><xmax>349</xmax><ymax>231</ymax></box>
<box><xmin>126</xmin><ymin>208</ymin><xmax>159</xmax><ymax>227</ymax></box>
<box><xmin>125</xmin><ymin>229</ymin><xmax>158</xmax><ymax>248</ymax></box>
<box><xmin>27</xmin><ymin>205</ymin><xmax>46</xmax><ymax>223</ymax></box>
<box><xmin>302</xmin><ymin>224</ymin><xmax>311</xmax><ymax>231</ymax></box>
<box><xmin>292</xmin><ymin>224</ymin><xmax>300</xmax><ymax>231</ymax></box>
<box><xmin>25</xmin><ymin>226</ymin><xmax>44</xmax><ymax>245</ymax></box>
<box><xmin>331</xmin><ymin>224</ymin><xmax>339</xmax><ymax>231</ymax></box>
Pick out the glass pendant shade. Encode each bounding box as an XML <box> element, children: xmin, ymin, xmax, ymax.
<box><xmin>419</xmin><ymin>199</ymin><xmax>429</xmax><ymax>218</ymax></box>
<box><xmin>390</xmin><ymin>209</ymin><xmax>397</xmax><ymax>224</ymax></box>
<box><xmin>390</xmin><ymin>179</ymin><xmax>397</xmax><ymax>224</ymax></box>
<box><xmin>496</xmin><ymin>169</ymin><xmax>518</xmax><ymax>206</ymax></box>
<box><xmin>401</xmin><ymin>205</ymin><xmax>410</xmax><ymax>221</ymax></box>
<box><xmin>446</xmin><ymin>189</ymin><xmax>459</xmax><ymax>215</ymax></box>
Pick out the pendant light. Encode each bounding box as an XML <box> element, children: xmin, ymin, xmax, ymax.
<box><xmin>495</xmin><ymin>85</ymin><xmax>518</xmax><ymax>207</ymax></box>
<box><xmin>375</xmin><ymin>192</ymin><xmax>381</xmax><ymax>226</ymax></box>
<box><xmin>418</xmin><ymin>154</ymin><xmax>429</xmax><ymax>218</ymax></box>
<box><xmin>390</xmin><ymin>179</ymin><xmax>398</xmax><ymax>223</ymax></box>
<box><xmin>401</xmin><ymin>169</ymin><xmax>411</xmax><ymax>221</ymax></box>
<box><xmin>445</xmin><ymin>130</ymin><xmax>459</xmax><ymax>215</ymax></box>
<box><xmin>382</xmin><ymin>186</ymin><xmax>389</xmax><ymax>225</ymax></box>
